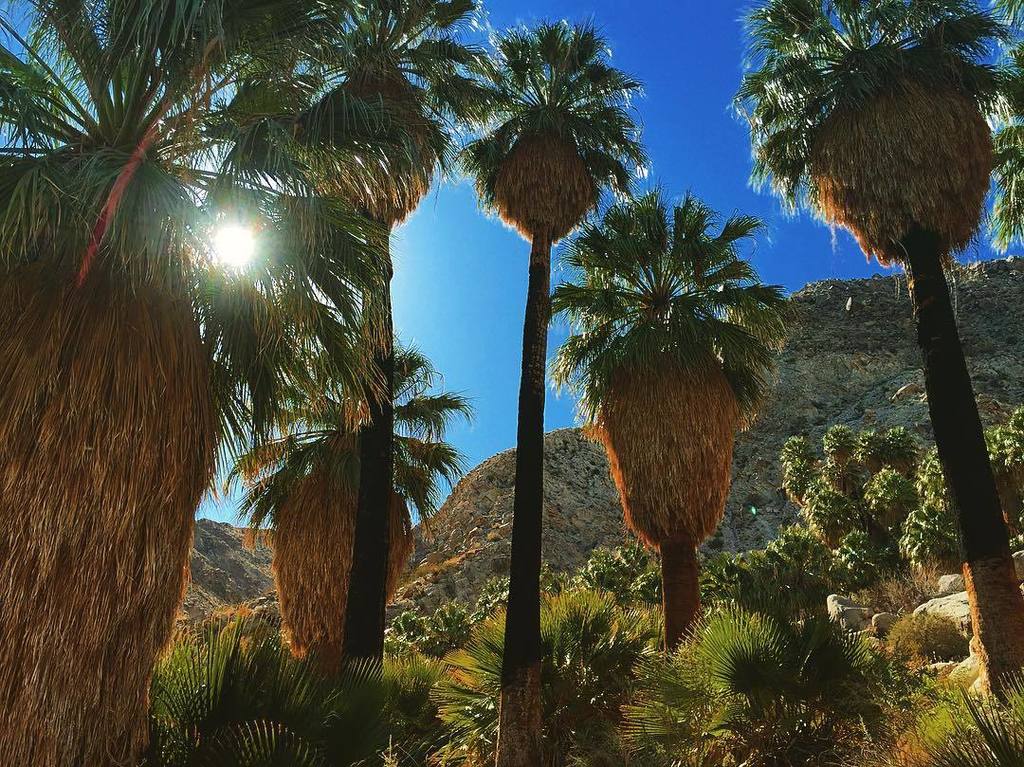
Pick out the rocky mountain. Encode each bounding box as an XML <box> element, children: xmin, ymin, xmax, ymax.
<box><xmin>392</xmin><ymin>257</ymin><xmax>1024</xmax><ymax>614</ymax></box>
<box><xmin>183</xmin><ymin>520</ymin><xmax>273</xmax><ymax>620</ymax></box>
<box><xmin>185</xmin><ymin>257</ymin><xmax>1024</xmax><ymax>619</ymax></box>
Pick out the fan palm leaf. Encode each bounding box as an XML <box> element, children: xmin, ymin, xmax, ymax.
<box><xmin>0</xmin><ymin>1</ymin><xmax>388</xmax><ymax>762</ymax></box>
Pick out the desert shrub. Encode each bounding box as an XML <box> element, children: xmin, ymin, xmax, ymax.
<box><xmin>887</xmin><ymin>614</ymin><xmax>968</xmax><ymax>665</ymax></box>
<box><xmin>434</xmin><ymin>589</ymin><xmax>658</xmax><ymax>766</ymax></box>
<box><xmin>623</xmin><ymin>607</ymin><xmax>893</xmax><ymax>767</ymax></box>
<box><xmin>143</xmin><ymin>619</ymin><xmax>390</xmax><ymax>767</ymax></box>
<box><xmin>854</xmin><ymin>563</ymin><xmax>941</xmax><ymax>616</ymax></box>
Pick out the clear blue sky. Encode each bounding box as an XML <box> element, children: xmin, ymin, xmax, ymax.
<box><xmin>203</xmin><ymin>0</ymin><xmax>1002</xmax><ymax>522</ymax></box>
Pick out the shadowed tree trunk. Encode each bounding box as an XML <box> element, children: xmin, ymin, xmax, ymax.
<box><xmin>661</xmin><ymin>537</ymin><xmax>700</xmax><ymax>650</ymax></box>
<box><xmin>903</xmin><ymin>225</ymin><xmax>1024</xmax><ymax>698</ymax></box>
<box><xmin>495</xmin><ymin>231</ymin><xmax>551</xmax><ymax>767</ymax></box>
<box><xmin>343</xmin><ymin>246</ymin><xmax>395</xmax><ymax>663</ymax></box>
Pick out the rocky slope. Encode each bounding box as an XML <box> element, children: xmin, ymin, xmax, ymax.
<box><xmin>392</xmin><ymin>257</ymin><xmax>1024</xmax><ymax>614</ymax></box>
<box><xmin>183</xmin><ymin>520</ymin><xmax>273</xmax><ymax>620</ymax></box>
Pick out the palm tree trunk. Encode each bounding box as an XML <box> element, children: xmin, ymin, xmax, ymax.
<box><xmin>343</xmin><ymin>247</ymin><xmax>395</xmax><ymax>663</ymax></box>
<box><xmin>661</xmin><ymin>537</ymin><xmax>700</xmax><ymax>650</ymax></box>
<box><xmin>495</xmin><ymin>231</ymin><xmax>551</xmax><ymax>767</ymax></box>
<box><xmin>902</xmin><ymin>225</ymin><xmax>1024</xmax><ymax>698</ymax></box>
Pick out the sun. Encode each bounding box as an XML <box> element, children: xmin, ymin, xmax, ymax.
<box><xmin>213</xmin><ymin>223</ymin><xmax>256</xmax><ymax>269</ymax></box>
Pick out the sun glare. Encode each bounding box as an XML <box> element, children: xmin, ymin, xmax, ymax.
<box><xmin>213</xmin><ymin>224</ymin><xmax>256</xmax><ymax>269</ymax></box>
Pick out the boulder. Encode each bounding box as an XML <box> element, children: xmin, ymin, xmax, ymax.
<box><xmin>914</xmin><ymin>591</ymin><xmax>972</xmax><ymax>635</ymax></box>
<box><xmin>1014</xmin><ymin>551</ymin><xmax>1024</xmax><ymax>581</ymax></box>
<box><xmin>871</xmin><ymin>611</ymin><xmax>898</xmax><ymax>636</ymax></box>
<box><xmin>935</xmin><ymin>574</ymin><xmax>965</xmax><ymax>597</ymax></box>
<box><xmin>827</xmin><ymin>594</ymin><xmax>873</xmax><ymax>632</ymax></box>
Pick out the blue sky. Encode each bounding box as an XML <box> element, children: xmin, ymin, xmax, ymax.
<box><xmin>203</xmin><ymin>0</ymin><xmax>1003</xmax><ymax>522</ymax></box>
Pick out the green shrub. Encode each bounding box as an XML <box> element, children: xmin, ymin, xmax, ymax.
<box><xmin>702</xmin><ymin>526</ymin><xmax>841</xmax><ymax>621</ymax></box>
<box><xmin>887</xmin><ymin>613</ymin><xmax>968</xmax><ymax>664</ymax></box>
<box><xmin>388</xmin><ymin>602</ymin><xmax>474</xmax><ymax>658</ymax></box>
<box><xmin>433</xmin><ymin>589</ymin><xmax>658</xmax><ymax>766</ymax></box>
<box><xmin>143</xmin><ymin>620</ymin><xmax>389</xmax><ymax>767</ymax></box>
<box><xmin>573</xmin><ymin>543</ymin><xmax>661</xmax><ymax>606</ymax></box>
<box><xmin>623</xmin><ymin>607</ymin><xmax>891</xmax><ymax>767</ymax></box>
<box><xmin>910</xmin><ymin>681</ymin><xmax>1024</xmax><ymax>767</ymax></box>
<box><xmin>382</xmin><ymin>653</ymin><xmax>448</xmax><ymax>764</ymax></box>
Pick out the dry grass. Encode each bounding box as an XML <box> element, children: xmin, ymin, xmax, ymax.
<box><xmin>810</xmin><ymin>80</ymin><xmax>991</xmax><ymax>266</ymax></box>
<box><xmin>493</xmin><ymin>134</ymin><xmax>597</xmax><ymax>242</ymax></box>
<box><xmin>854</xmin><ymin>564</ymin><xmax>941</xmax><ymax>616</ymax></box>
<box><xmin>594</xmin><ymin>362</ymin><xmax>740</xmax><ymax>549</ymax></box>
<box><xmin>272</xmin><ymin>472</ymin><xmax>413</xmax><ymax>674</ymax></box>
<box><xmin>0</xmin><ymin>266</ymin><xmax>215</xmax><ymax>765</ymax></box>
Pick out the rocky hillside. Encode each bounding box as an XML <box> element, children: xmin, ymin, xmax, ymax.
<box><xmin>393</xmin><ymin>257</ymin><xmax>1024</xmax><ymax>614</ymax></box>
<box><xmin>183</xmin><ymin>520</ymin><xmax>272</xmax><ymax>620</ymax></box>
<box><xmin>185</xmin><ymin>258</ymin><xmax>1024</xmax><ymax>618</ymax></box>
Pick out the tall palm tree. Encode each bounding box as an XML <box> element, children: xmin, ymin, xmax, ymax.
<box><xmin>0</xmin><ymin>1</ymin><xmax>386</xmax><ymax>763</ymax></box>
<box><xmin>461</xmin><ymin>22</ymin><xmax>645</xmax><ymax>767</ymax></box>
<box><xmin>552</xmin><ymin>190</ymin><xmax>788</xmax><ymax>649</ymax></box>
<box><xmin>231</xmin><ymin>346</ymin><xmax>471</xmax><ymax>674</ymax></box>
<box><xmin>326</xmin><ymin>0</ymin><xmax>483</xmax><ymax>661</ymax></box>
<box><xmin>737</xmin><ymin>0</ymin><xmax>1024</xmax><ymax>696</ymax></box>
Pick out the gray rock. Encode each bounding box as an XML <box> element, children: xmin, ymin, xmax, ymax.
<box><xmin>827</xmin><ymin>594</ymin><xmax>873</xmax><ymax>632</ymax></box>
<box><xmin>935</xmin><ymin>574</ymin><xmax>965</xmax><ymax>597</ymax></box>
<box><xmin>183</xmin><ymin>519</ymin><xmax>273</xmax><ymax>621</ymax></box>
<box><xmin>914</xmin><ymin>591</ymin><xmax>972</xmax><ymax>635</ymax></box>
<box><xmin>925</xmin><ymin>661</ymin><xmax>958</xmax><ymax>676</ymax></box>
<box><xmin>1014</xmin><ymin>551</ymin><xmax>1024</xmax><ymax>581</ymax></box>
<box><xmin>871</xmin><ymin>611</ymin><xmax>898</xmax><ymax>636</ymax></box>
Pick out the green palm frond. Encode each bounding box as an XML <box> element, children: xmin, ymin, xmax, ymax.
<box><xmin>0</xmin><ymin>0</ymin><xmax>391</xmax><ymax>454</ymax></box>
<box><xmin>461</xmin><ymin>21</ymin><xmax>646</xmax><ymax>220</ymax></box>
<box><xmin>231</xmin><ymin>342</ymin><xmax>473</xmax><ymax>529</ymax></box>
<box><xmin>736</xmin><ymin>0</ymin><xmax>1006</xmax><ymax>211</ymax></box>
<box><xmin>551</xmin><ymin>189</ymin><xmax>788</xmax><ymax>424</ymax></box>
<box><xmin>144</xmin><ymin>619</ymin><xmax>390</xmax><ymax>767</ymax></box>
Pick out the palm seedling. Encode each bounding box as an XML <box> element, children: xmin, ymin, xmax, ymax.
<box><xmin>552</xmin><ymin>190</ymin><xmax>788</xmax><ymax>648</ymax></box>
<box><xmin>738</xmin><ymin>0</ymin><xmax>1024</xmax><ymax>695</ymax></box>
<box><xmin>0</xmin><ymin>1</ymin><xmax>388</xmax><ymax>762</ymax></box>
<box><xmin>231</xmin><ymin>345</ymin><xmax>471</xmax><ymax>674</ymax></box>
<box><xmin>461</xmin><ymin>22</ymin><xmax>644</xmax><ymax>765</ymax></box>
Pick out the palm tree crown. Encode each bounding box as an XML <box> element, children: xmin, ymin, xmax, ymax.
<box><xmin>736</xmin><ymin>0</ymin><xmax>1006</xmax><ymax>264</ymax></box>
<box><xmin>462</xmin><ymin>21</ymin><xmax>646</xmax><ymax>241</ymax></box>
<box><xmin>330</xmin><ymin>0</ymin><xmax>484</xmax><ymax>225</ymax></box>
<box><xmin>552</xmin><ymin>190</ymin><xmax>787</xmax><ymax>428</ymax></box>
<box><xmin>233</xmin><ymin>344</ymin><xmax>472</xmax><ymax>530</ymax></box>
<box><xmin>0</xmin><ymin>0</ymin><xmax>386</xmax><ymax>438</ymax></box>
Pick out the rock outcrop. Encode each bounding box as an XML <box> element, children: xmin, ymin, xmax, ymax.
<box><xmin>183</xmin><ymin>520</ymin><xmax>273</xmax><ymax>620</ymax></box>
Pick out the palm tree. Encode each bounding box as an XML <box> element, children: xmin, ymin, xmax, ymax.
<box><xmin>231</xmin><ymin>346</ymin><xmax>471</xmax><ymax>674</ymax></box>
<box><xmin>461</xmin><ymin>22</ymin><xmax>645</xmax><ymax>766</ymax></box>
<box><xmin>552</xmin><ymin>190</ymin><xmax>787</xmax><ymax>649</ymax></box>
<box><xmin>737</xmin><ymin>0</ymin><xmax>1024</xmax><ymax>696</ymax></box>
<box><xmin>325</xmin><ymin>0</ymin><xmax>483</xmax><ymax>661</ymax></box>
<box><xmin>0</xmin><ymin>2</ymin><xmax>386</xmax><ymax>763</ymax></box>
